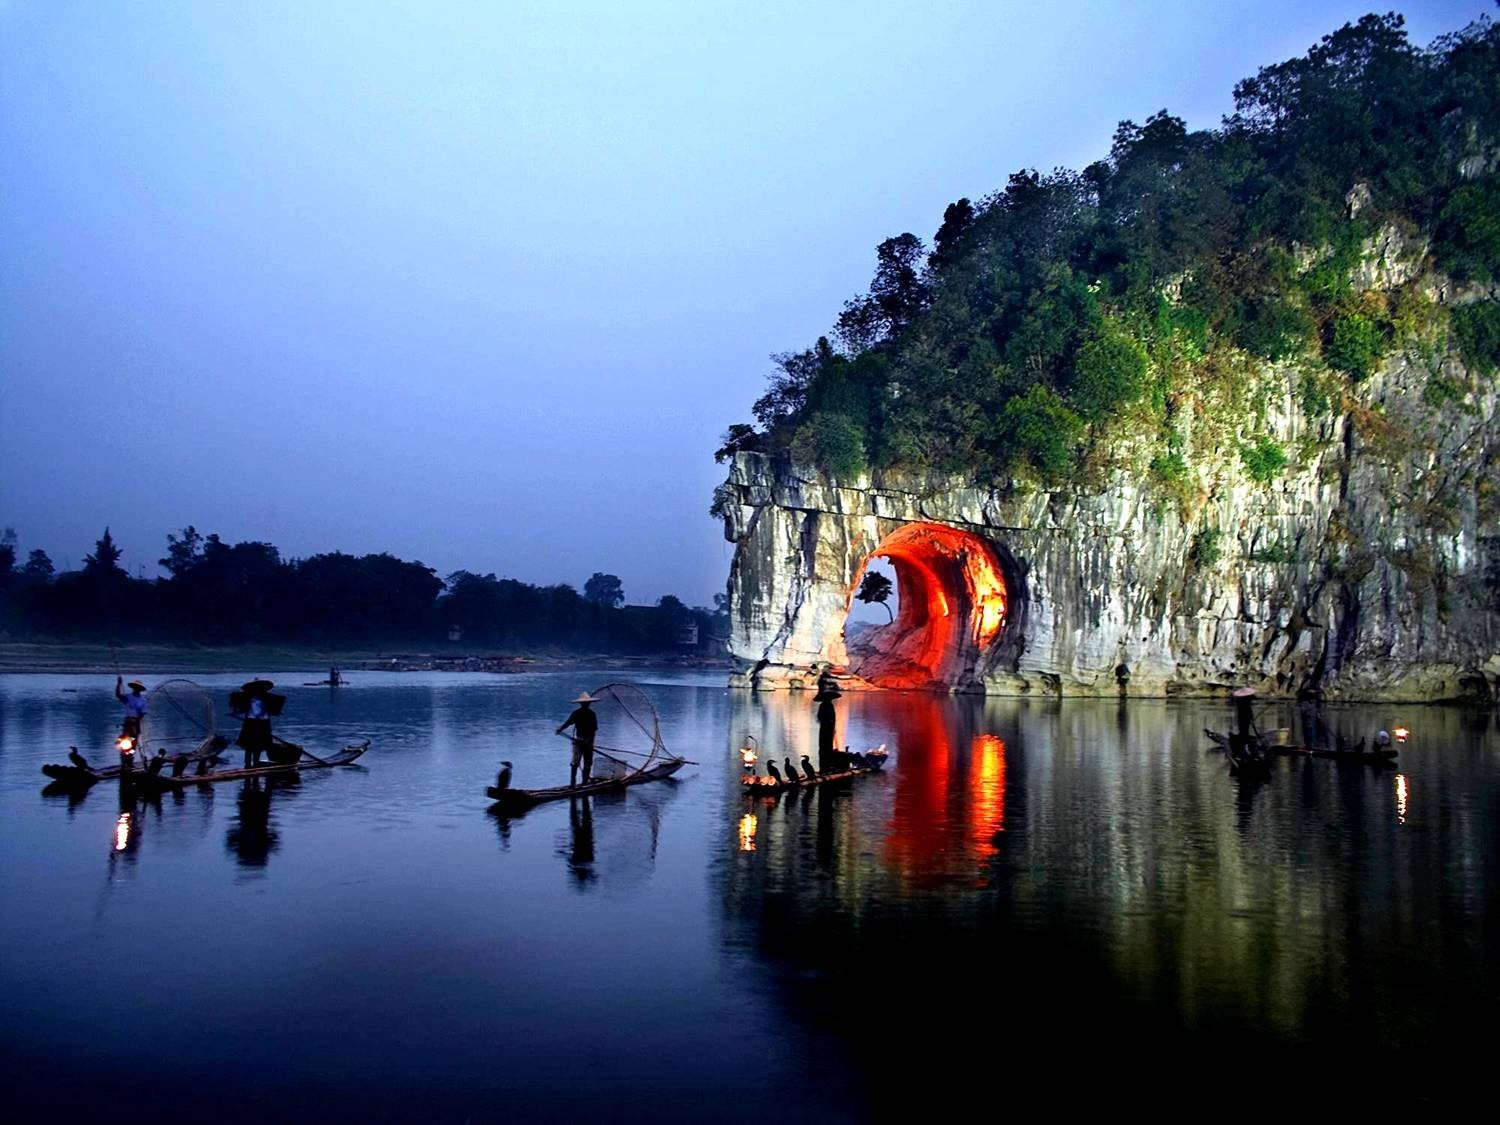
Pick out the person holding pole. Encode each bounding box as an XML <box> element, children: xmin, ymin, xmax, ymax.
<box><xmin>557</xmin><ymin>692</ymin><xmax>599</xmax><ymax>787</ymax></box>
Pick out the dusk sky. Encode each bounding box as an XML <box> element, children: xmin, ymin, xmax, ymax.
<box><xmin>1</xmin><ymin>0</ymin><xmax>1486</xmax><ymax>605</ymax></box>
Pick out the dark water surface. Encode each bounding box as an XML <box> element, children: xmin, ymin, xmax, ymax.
<box><xmin>1</xmin><ymin>671</ymin><xmax>1497</xmax><ymax>1120</ymax></box>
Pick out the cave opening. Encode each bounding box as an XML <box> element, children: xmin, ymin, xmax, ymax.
<box><xmin>840</xmin><ymin>523</ymin><xmax>1009</xmax><ymax>690</ymax></box>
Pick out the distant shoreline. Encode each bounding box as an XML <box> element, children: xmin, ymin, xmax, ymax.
<box><xmin>0</xmin><ymin>642</ymin><xmax>732</xmax><ymax>676</ymax></box>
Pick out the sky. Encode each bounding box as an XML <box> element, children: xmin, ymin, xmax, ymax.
<box><xmin>0</xmin><ymin>0</ymin><xmax>1488</xmax><ymax>605</ymax></box>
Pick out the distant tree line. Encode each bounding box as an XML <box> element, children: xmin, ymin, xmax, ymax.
<box><xmin>714</xmin><ymin>14</ymin><xmax>1500</xmax><ymax>492</ymax></box>
<box><xmin>0</xmin><ymin>525</ymin><xmax>726</xmax><ymax>654</ymax></box>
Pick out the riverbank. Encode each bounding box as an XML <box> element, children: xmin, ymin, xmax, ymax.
<box><xmin>0</xmin><ymin>642</ymin><xmax>732</xmax><ymax>676</ymax></box>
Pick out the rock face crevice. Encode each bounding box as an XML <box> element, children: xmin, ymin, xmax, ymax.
<box><xmin>720</xmin><ymin>352</ymin><xmax>1500</xmax><ymax>701</ymax></box>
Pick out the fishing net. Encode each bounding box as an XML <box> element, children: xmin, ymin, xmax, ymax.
<box><xmin>144</xmin><ymin>678</ymin><xmax>221</xmax><ymax>757</ymax></box>
<box><xmin>581</xmin><ymin>682</ymin><xmax>670</xmax><ymax>774</ymax></box>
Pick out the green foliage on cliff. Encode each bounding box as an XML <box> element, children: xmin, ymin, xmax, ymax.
<box><xmin>1325</xmin><ymin>308</ymin><xmax>1389</xmax><ymax>380</ymax></box>
<box><xmin>1241</xmin><ymin>437</ymin><xmax>1290</xmax><ymax>483</ymax></box>
<box><xmin>1452</xmin><ymin>300</ymin><xmax>1500</xmax><ymax>373</ymax></box>
<box><xmin>726</xmin><ymin>13</ymin><xmax>1500</xmax><ymax>487</ymax></box>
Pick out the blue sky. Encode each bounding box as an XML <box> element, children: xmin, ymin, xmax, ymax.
<box><xmin>0</xmin><ymin>1</ymin><xmax>1487</xmax><ymax>604</ymax></box>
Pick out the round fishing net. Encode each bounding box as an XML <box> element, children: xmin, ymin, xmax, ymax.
<box><xmin>584</xmin><ymin>682</ymin><xmax>669</xmax><ymax>774</ymax></box>
<box><xmin>144</xmin><ymin>678</ymin><xmax>220</xmax><ymax>756</ymax></box>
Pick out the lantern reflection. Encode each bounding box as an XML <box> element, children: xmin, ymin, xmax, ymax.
<box><xmin>968</xmin><ymin>734</ymin><xmax>1007</xmax><ymax>855</ymax></box>
<box><xmin>738</xmin><ymin>813</ymin><xmax>758</xmax><ymax>852</ymax></box>
<box><xmin>1395</xmin><ymin>774</ymin><xmax>1409</xmax><ymax>825</ymax></box>
<box><xmin>114</xmin><ymin>812</ymin><xmax>132</xmax><ymax>852</ymax></box>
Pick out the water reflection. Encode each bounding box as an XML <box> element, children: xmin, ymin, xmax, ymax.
<box><xmin>732</xmin><ymin>691</ymin><xmax>1022</xmax><ymax>887</ymax></box>
<box><xmin>722</xmin><ymin>693</ymin><xmax>1500</xmax><ymax>1058</ymax></box>
<box><xmin>558</xmin><ymin>796</ymin><xmax>596</xmax><ymax>885</ymax></box>
<box><xmin>225</xmin><ymin>775</ymin><xmax>299</xmax><ymax>869</ymax></box>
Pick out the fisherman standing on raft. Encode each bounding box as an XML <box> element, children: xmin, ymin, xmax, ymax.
<box><xmin>233</xmin><ymin>679</ymin><xmax>276</xmax><ymax>768</ymax></box>
<box><xmin>814</xmin><ymin>675</ymin><xmax>843</xmax><ymax>773</ymax></box>
<box><xmin>557</xmin><ymin>691</ymin><xmax>599</xmax><ymax>786</ymax></box>
<box><xmin>114</xmin><ymin>676</ymin><xmax>148</xmax><ymax>747</ymax></box>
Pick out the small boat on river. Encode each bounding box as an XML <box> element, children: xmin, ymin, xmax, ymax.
<box><xmin>485</xmin><ymin>682</ymin><xmax>687</xmax><ymax>813</ymax></box>
<box><xmin>1204</xmin><ymin>728</ymin><xmax>1398</xmax><ymax>765</ymax></box>
<box><xmin>741</xmin><ymin>748</ymin><xmax>888</xmax><ymax>794</ymax></box>
<box><xmin>740</xmin><ymin>762</ymin><xmax>884</xmax><ymax>794</ymax></box>
<box><xmin>42</xmin><ymin>735</ymin><xmax>230</xmax><ymax>788</ymax></box>
<box><xmin>488</xmin><ymin>757</ymin><xmax>684</xmax><ymax>811</ymax></box>
<box><xmin>131</xmin><ymin>740</ymin><xmax>371</xmax><ymax>791</ymax></box>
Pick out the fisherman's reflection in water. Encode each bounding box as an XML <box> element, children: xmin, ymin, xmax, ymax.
<box><xmin>225</xmin><ymin>775</ymin><xmax>295</xmax><ymax>867</ymax></box>
<box><xmin>559</xmin><ymin>796</ymin><xmax>596</xmax><ymax>886</ymax></box>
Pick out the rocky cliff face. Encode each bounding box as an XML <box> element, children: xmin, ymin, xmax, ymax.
<box><xmin>719</xmin><ymin>342</ymin><xmax>1500</xmax><ymax>701</ymax></box>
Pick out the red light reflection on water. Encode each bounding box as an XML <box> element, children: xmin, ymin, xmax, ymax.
<box><xmin>880</xmin><ymin>697</ymin><xmax>1008</xmax><ymax>886</ymax></box>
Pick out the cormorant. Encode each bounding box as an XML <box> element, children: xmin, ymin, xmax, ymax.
<box><xmin>495</xmin><ymin>761</ymin><xmax>513</xmax><ymax>791</ymax></box>
<box><xmin>766</xmin><ymin>761</ymin><xmax>783</xmax><ymax>784</ymax></box>
<box><xmin>801</xmin><ymin>755</ymin><xmax>817</xmax><ymax>779</ymax></box>
<box><xmin>784</xmin><ymin>756</ymin><xmax>800</xmax><ymax>782</ymax></box>
<box><xmin>67</xmin><ymin>747</ymin><xmax>90</xmax><ymax>771</ymax></box>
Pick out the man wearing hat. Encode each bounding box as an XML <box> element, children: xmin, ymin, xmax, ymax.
<box><xmin>114</xmin><ymin>675</ymin><xmax>149</xmax><ymax>745</ymax></box>
<box><xmin>557</xmin><ymin>692</ymin><xmax>599</xmax><ymax>787</ymax></box>
<box><xmin>814</xmin><ymin>670</ymin><xmax>843</xmax><ymax>772</ymax></box>
<box><xmin>234</xmin><ymin>679</ymin><xmax>276</xmax><ymax>768</ymax></box>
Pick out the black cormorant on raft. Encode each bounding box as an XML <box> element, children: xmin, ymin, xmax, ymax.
<box><xmin>486</xmin><ymin>683</ymin><xmax>688</xmax><ymax>813</ymax></box>
<box><xmin>742</xmin><ymin>745</ymin><xmax>888</xmax><ymax>794</ymax></box>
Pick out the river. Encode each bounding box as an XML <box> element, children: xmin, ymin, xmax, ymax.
<box><xmin>1</xmin><ymin>670</ymin><xmax>1495</xmax><ymax>1119</ymax></box>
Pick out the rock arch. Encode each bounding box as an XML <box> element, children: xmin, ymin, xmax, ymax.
<box><xmin>845</xmin><ymin>523</ymin><xmax>1014</xmax><ymax>689</ymax></box>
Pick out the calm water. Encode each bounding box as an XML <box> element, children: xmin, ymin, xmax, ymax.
<box><xmin>1</xmin><ymin>670</ymin><xmax>1497</xmax><ymax>1120</ymax></box>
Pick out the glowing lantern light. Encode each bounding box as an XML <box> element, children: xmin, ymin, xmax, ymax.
<box><xmin>739</xmin><ymin>734</ymin><xmax>759</xmax><ymax>770</ymax></box>
<box><xmin>1393</xmin><ymin>726</ymin><xmax>1410</xmax><ymax>743</ymax></box>
<box><xmin>738</xmin><ymin>813</ymin><xmax>758</xmax><ymax>852</ymax></box>
<box><xmin>116</xmin><ymin>736</ymin><xmax>135</xmax><ymax>754</ymax></box>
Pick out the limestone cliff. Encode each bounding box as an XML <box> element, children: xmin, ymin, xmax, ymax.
<box><xmin>719</xmin><ymin>336</ymin><xmax>1500</xmax><ymax>701</ymax></box>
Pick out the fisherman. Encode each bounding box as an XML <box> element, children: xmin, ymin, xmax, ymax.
<box><xmin>816</xmin><ymin>664</ymin><xmax>839</xmax><ymax>697</ymax></box>
<box><xmin>1229</xmin><ymin>687</ymin><xmax>1267</xmax><ymax>772</ymax></box>
<box><xmin>814</xmin><ymin>679</ymin><xmax>843</xmax><ymax>772</ymax></box>
<box><xmin>329</xmin><ymin>666</ymin><xmax>342</xmax><ymax>686</ymax></box>
<box><xmin>234</xmin><ymin>679</ymin><xmax>276</xmax><ymax>768</ymax></box>
<box><xmin>557</xmin><ymin>692</ymin><xmax>599</xmax><ymax>786</ymax></box>
<box><xmin>114</xmin><ymin>676</ymin><xmax>148</xmax><ymax>746</ymax></box>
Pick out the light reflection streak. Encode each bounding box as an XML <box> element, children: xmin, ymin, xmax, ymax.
<box><xmin>114</xmin><ymin>812</ymin><xmax>132</xmax><ymax>852</ymax></box>
<box><xmin>738</xmin><ymin>813</ymin><xmax>758</xmax><ymax>852</ymax></box>
<box><xmin>1395</xmin><ymin>774</ymin><xmax>1408</xmax><ymax>825</ymax></box>
<box><xmin>969</xmin><ymin>734</ymin><xmax>1007</xmax><ymax>855</ymax></box>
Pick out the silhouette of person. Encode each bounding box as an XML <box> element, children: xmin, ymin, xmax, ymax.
<box><xmin>558</xmin><ymin>692</ymin><xmax>599</xmax><ymax>786</ymax></box>
<box><xmin>234</xmin><ymin>679</ymin><xmax>276</xmax><ymax>768</ymax></box>
<box><xmin>814</xmin><ymin>681</ymin><xmax>843</xmax><ymax>772</ymax></box>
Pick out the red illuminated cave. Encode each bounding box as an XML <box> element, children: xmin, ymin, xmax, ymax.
<box><xmin>842</xmin><ymin>523</ymin><xmax>1010</xmax><ymax>690</ymax></box>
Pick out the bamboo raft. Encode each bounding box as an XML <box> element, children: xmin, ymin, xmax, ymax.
<box><xmin>741</xmin><ymin>763</ymin><xmax>883</xmax><ymax>794</ymax></box>
<box><xmin>41</xmin><ymin>735</ymin><xmax>231</xmax><ymax>787</ymax></box>
<box><xmin>487</xmin><ymin>758</ymin><xmax>685</xmax><ymax>812</ymax></box>
<box><xmin>124</xmin><ymin>741</ymin><xmax>370</xmax><ymax>791</ymax></box>
<box><xmin>1204</xmin><ymin>728</ymin><xmax>1397</xmax><ymax>765</ymax></box>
